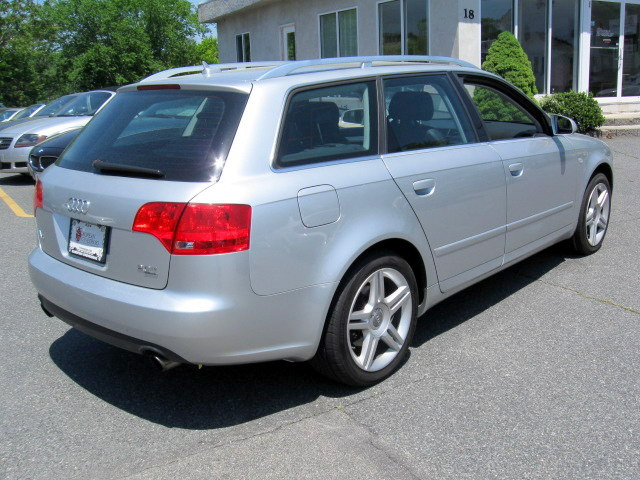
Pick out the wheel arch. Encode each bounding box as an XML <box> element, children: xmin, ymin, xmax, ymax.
<box><xmin>328</xmin><ymin>237</ymin><xmax>430</xmax><ymax>317</ymax></box>
<box><xmin>311</xmin><ymin>236</ymin><xmax>430</xmax><ymax>359</ymax></box>
<box><xmin>591</xmin><ymin>162</ymin><xmax>613</xmax><ymax>191</ymax></box>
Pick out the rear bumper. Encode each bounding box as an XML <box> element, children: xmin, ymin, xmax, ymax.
<box><xmin>29</xmin><ymin>247</ymin><xmax>335</xmax><ymax>365</ymax></box>
<box><xmin>39</xmin><ymin>294</ymin><xmax>186</xmax><ymax>362</ymax></box>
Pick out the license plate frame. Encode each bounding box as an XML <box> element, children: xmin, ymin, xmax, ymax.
<box><xmin>68</xmin><ymin>219</ymin><xmax>109</xmax><ymax>264</ymax></box>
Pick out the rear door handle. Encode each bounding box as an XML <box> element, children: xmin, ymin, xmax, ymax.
<box><xmin>509</xmin><ymin>163</ymin><xmax>524</xmax><ymax>177</ymax></box>
<box><xmin>413</xmin><ymin>178</ymin><xmax>436</xmax><ymax>196</ymax></box>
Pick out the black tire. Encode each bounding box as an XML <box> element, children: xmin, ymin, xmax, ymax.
<box><xmin>571</xmin><ymin>173</ymin><xmax>611</xmax><ymax>255</ymax></box>
<box><xmin>311</xmin><ymin>253</ymin><xmax>418</xmax><ymax>387</ymax></box>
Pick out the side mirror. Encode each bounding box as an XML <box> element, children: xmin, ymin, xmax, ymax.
<box><xmin>551</xmin><ymin>114</ymin><xmax>578</xmax><ymax>135</ymax></box>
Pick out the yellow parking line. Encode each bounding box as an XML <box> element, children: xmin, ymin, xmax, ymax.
<box><xmin>0</xmin><ymin>186</ymin><xmax>34</xmax><ymax>218</ymax></box>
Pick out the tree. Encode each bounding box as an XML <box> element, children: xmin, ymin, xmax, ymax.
<box><xmin>0</xmin><ymin>0</ymin><xmax>52</xmax><ymax>105</ymax></box>
<box><xmin>193</xmin><ymin>37</ymin><xmax>219</xmax><ymax>65</ymax></box>
<box><xmin>482</xmin><ymin>31</ymin><xmax>537</xmax><ymax>98</ymax></box>
<box><xmin>41</xmin><ymin>0</ymin><xmax>206</xmax><ymax>91</ymax></box>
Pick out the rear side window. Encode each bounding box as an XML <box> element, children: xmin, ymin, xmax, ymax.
<box><xmin>56</xmin><ymin>90</ymin><xmax>248</xmax><ymax>182</ymax></box>
<box><xmin>276</xmin><ymin>81</ymin><xmax>377</xmax><ymax>168</ymax></box>
<box><xmin>384</xmin><ymin>74</ymin><xmax>475</xmax><ymax>153</ymax></box>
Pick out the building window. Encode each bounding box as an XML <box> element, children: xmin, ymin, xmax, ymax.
<box><xmin>320</xmin><ymin>8</ymin><xmax>358</xmax><ymax>58</ymax></box>
<box><xmin>480</xmin><ymin>0</ymin><xmax>513</xmax><ymax>63</ymax></box>
<box><xmin>517</xmin><ymin>0</ymin><xmax>548</xmax><ymax>94</ymax></box>
<box><xmin>378</xmin><ymin>0</ymin><xmax>429</xmax><ymax>56</ymax></box>
<box><xmin>236</xmin><ymin>33</ymin><xmax>251</xmax><ymax>62</ymax></box>
<box><xmin>550</xmin><ymin>0</ymin><xmax>579</xmax><ymax>93</ymax></box>
<box><xmin>282</xmin><ymin>25</ymin><xmax>296</xmax><ymax>60</ymax></box>
<box><xmin>481</xmin><ymin>0</ymin><xmax>579</xmax><ymax>94</ymax></box>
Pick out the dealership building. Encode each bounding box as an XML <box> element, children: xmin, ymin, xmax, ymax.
<box><xmin>199</xmin><ymin>0</ymin><xmax>640</xmax><ymax>112</ymax></box>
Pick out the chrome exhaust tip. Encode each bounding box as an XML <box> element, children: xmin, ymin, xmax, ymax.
<box><xmin>141</xmin><ymin>348</ymin><xmax>181</xmax><ymax>372</ymax></box>
<box><xmin>150</xmin><ymin>354</ymin><xmax>181</xmax><ymax>372</ymax></box>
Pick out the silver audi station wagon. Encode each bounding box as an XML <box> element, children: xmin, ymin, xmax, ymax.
<box><xmin>29</xmin><ymin>57</ymin><xmax>613</xmax><ymax>386</ymax></box>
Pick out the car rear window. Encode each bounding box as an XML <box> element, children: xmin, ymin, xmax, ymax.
<box><xmin>56</xmin><ymin>89</ymin><xmax>249</xmax><ymax>182</ymax></box>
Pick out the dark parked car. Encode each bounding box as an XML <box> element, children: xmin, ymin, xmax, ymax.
<box><xmin>27</xmin><ymin>129</ymin><xmax>80</xmax><ymax>179</ymax></box>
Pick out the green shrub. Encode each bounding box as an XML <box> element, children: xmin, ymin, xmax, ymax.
<box><xmin>540</xmin><ymin>91</ymin><xmax>605</xmax><ymax>134</ymax></box>
<box><xmin>482</xmin><ymin>31</ymin><xmax>537</xmax><ymax>98</ymax></box>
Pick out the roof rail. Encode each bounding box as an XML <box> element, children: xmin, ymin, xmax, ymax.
<box><xmin>256</xmin><ymin>56</ymin><xmax>478</xmax><ymax>81</ymax></box>
<box><xmin>140</xmin><ymin>61</ymin><xmax>288</xmax><ymax>83</ymax></box>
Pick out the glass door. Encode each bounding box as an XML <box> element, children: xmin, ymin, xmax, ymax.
<box><xmin>589</xmin><ymin>1</ymin><xmax>621</xmax><ymax>97</ymax></box>
<box><xmin>623</xmin><ymin>3</ymin><xmax>640</xmax><ymax>96</ymax></box>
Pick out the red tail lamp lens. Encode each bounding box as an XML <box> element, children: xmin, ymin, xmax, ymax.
<box><xmin>132</xmin><ymin>203</ymin><xmax>251</xmax><ymax>255</ymax></box>
<box><xmin>132</xmin><ymin>203</ymin><xmax>187</xmax><ymax>251</ymax></box>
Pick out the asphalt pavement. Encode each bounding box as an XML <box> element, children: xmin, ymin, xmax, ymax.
<box><xmin>1</xmin><ymin>137</ymin><xmax>638</xmax><ymax>479</ymax></box>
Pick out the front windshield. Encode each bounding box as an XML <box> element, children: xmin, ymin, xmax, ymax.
<box><xmin>37</xmin><ymin>95</ymin><xmax>78</xmax><ymax>117</ymax></box>
<box><xmin>0</xmin><ymin>109</ymin><xmax>19</xmax><ymax>121</ymax></box>
<box><xmin>55</xmin><ymin>92</ymin><xmax>112</xmax><ymax>116</ymax></box>
<box><xmin>12</xmin><ymin>104</ymin><xmax>42</xmax><ymax>120</ymax></box>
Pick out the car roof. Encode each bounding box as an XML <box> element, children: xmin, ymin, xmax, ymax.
<box><xmin>121</xmin><ymin>56</ymin><xmax>491</xmax><ymax>94</ymax></box>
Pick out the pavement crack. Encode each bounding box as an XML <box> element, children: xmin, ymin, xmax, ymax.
<box><xmin>118</xmin><ymin>406</ymin><xmax>340</xmax><ymax>480</ymax></box>
<box><xmin>518</xmin><ymin>272</ymin><xmax>639</xmax><ymax>315</ymax></box>
<box><xmin>611</xmin><ymin>148</ymin><xmax>640</xmax><ymax>161</ymax></box>
<box><xmin>337</xmin><ymin>407</ymin><xmax>425</xmax><ymax>480</ymax></box>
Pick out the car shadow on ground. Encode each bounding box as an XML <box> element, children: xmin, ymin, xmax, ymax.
<box><xmin>0</xmin><ymin>173</ymin><xmax>33</xmax><ymax>186</ymax></box>
<box><xmin>49</xmin><ymin>244</ymin><xmax>571</xmax><ymax>430</ymax></box>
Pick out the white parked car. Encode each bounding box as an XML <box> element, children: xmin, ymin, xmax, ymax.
<box><xmin>0</xmin><ymin>91</ymin><xmax>114</xmax><ymax>174</ymax></box>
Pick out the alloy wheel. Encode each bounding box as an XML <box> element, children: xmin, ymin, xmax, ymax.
<box><xmin>346</xmin><ymin>267</ymin><xmax>413</xmax><ymax>372</ymax></box>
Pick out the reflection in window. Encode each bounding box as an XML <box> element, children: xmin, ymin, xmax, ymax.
<box><xmin>623</xmin><ymin>4</ymin><xmax>640</xmax><ymax>97</ymax></box>
<box><xmin>465</xmin><ymin>84</ymin><xmax>541</xmax><ymax>141</ymax></box>
<box><xmin>379</xmin><ymin>0</ymin><xmax>428</xmax><ymax>55</ymax></box>
<box><xmin>277</xmin><ymin>82</ymin><xmax>377</xmax><ymax>167</ymax></box>
<box><xmin>481</xmin><ymin>0</ymin><xmax>513</xmax><ymax>64</ymax></box>
<box><xmin>379</xmin><ymin>1</ymin><xmax>402</xmax><ymax>55</ymax></box>
<box><xmin>384</xmin><ymin>75</ymin><xmax>474</xmax><ymax>152</ymax></box>
<box><xmin>589</xmin><ymin>1</ymin><xmax>621</xmax><ymax>97</ymax></box>
<box><xmin>405</xmin><ymin>0</ymin><xmax>428</xmax><ymax>55</ymax></box>
<box><xmin>236</xmin><ymin>33</ymin><xmax>250</xmax><ymax>62</ymax></box>
<box><xmin>551</xmin><ymin>0</ymin><xmax>579</xmax><ymax>93</ymax></box>
<box><xmin>518</xmin><ymin>0</ymin><xmax>547</xmax><ymax>94</ymax></box>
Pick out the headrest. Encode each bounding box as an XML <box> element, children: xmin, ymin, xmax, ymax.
<box><xmin>309</xmin><ymin>101</ymin><xmax>340</xmax><ymax>124</ymax></box>
<box><xmin>291</xmin><ymin>101</ymin><xmax>340</xmax><ymax>124</ymax></box>
<box><xmin>388</xmin><ymin>91</ymin><xmax>434</xmax><ymax>122</ymax></box>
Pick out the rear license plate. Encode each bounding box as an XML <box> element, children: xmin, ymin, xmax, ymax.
<box><xmin>68</xmin><ymin>219</ymin><xmax>108</xmax><ymax>263</ymax></box>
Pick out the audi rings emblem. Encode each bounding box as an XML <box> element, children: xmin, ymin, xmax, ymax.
<box><xmin>65</xmin><ymin>198</ymin><xmax>90</xmax><ymax>214</ymax></box>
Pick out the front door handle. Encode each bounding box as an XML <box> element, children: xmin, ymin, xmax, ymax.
<box><xmin>413</xmin><ymin>178</ymin><xmax>436</xmax><ymax>196</ymax></box>
<box><xmin>509</xmin><ymin>163</ymin><xmax>524</xmax><ymax>177</ymax></box>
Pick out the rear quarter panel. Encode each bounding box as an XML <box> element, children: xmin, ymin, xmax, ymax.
<box><xmin>188</xmin><ymin>81</ymin><xmax>437</xmax><ymax>298</ymax></box>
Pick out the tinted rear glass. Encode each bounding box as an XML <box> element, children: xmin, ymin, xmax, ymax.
<box><xmin>55</xmin><ymin>91</ymin><xmax>112</xmax><ymax>116</ymax></box>
<box><xmin>56</xmin><ymin>89</ymin><xmax>249</xmax><ymax>182</ymax></box>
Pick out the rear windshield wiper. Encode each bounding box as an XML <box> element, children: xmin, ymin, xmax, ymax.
<box><xmin>93</xmin><ymin>160</ymin><xmax>165</xmax><ymax>178</ymax></box>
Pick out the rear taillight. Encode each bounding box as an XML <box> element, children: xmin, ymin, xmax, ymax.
<box><xmin>34</xmin><ymin>179</ymin><xmax>43</xmax><ymax>213</ymax></box>
<box><xmin>132</xmin><ymin>203</ymin><xmax>186</xmax><ymax>251</ymax></box>
<box><xmin>132</xmin><ymin>203</ymin><xmax>251</xmax><ymax>255</ymax></box>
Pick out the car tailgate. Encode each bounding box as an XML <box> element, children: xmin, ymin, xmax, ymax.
<box><xmin>36</xmin><ymin>166</ymin><xmax>212</xmax><ymax>289</ymax></box>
